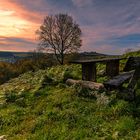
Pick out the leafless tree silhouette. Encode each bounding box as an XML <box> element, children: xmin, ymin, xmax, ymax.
<box><xmin>36</xmin><ymin>14</ymin><xmax>82</xmax><ymax>65</ymax></box>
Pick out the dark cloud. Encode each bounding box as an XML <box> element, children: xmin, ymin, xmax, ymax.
<box><xmin>0</xmin><ymin>36</ymin><xmax>37</xmax><ymax>51</ymax></box>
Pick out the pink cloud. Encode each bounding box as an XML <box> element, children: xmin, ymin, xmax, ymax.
<box><xmin>0</xmin><ymin>0</ymin><xmax>47</xmax><ymax>23</ymax></box>
<box><xmin>0</xmin><ymin>36</ymin><xmax>37</xmax><ymax>52</ymax></box>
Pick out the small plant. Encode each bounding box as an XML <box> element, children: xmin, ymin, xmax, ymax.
<box><xmin>62</xmin><ymin>68</ymin><xmax>73</xmax><ymax>82</ymax></box>
<box><xmin>5</xmin><ymin>92</ymin><xmax>18</xmax><ymax>102</ymax></box>
<box><xmin>74</xmin><ymin>84</ymin><xmax>91</xmax><ymax>97</ymax></box>
<box><xmin>96</xmin><ymin>92</ymin><xmax>110</xmax><ymax>108</ymax></box>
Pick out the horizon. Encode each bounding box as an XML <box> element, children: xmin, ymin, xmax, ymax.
<box><xmin>0</xmin><ymin>0</ymin><xmax>140</xmax><ymax>55</ymax></box>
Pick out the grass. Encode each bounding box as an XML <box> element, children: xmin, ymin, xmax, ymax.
<box><xmin>0</xmin><ymin>84</ymin><xmax>140</xmax><ymax>139</ymax></box>
<box><xmin>0</xmin><ymin>50</ymin><xmax>140</xmax><ymax>139</ymax></box>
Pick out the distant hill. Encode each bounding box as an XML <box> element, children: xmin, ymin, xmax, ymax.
<box><xmin>0</xmin><ymin>51</ymin><xmax>14</xmax><ymax>58</ymax></box>
<box><xmin>0</xmin><ymin>51</ymin><xmax>33</xmax><ymax>63</ymax></box>
<box><xmin>0</xmin><ymin>51</ymin><xmax>34</xmax><ymax>57</ymax></box>
<box><xmin>80</xmin><ymin>51</ymin><xmax>106</xmax><ymax>56</ymax></box>
<box><xmin>72</xmin><ymin>51</ymin><xmax>121</xmax><ymax>60</ymax></box>
<box><xmin>0</xmin><ymin>50</ymin><xmax>127</xmax><ymax>63</ymax></box>
<box><xmin>0</xmin><ymin>51</ymin><xmax>113</xmax><ymax>60</ymax></box>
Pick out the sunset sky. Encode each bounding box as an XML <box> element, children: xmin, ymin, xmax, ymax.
<box><xmin>0</xmin><ymin>0</ymin><xmax>140</xmax><ymax>54</ymax></box>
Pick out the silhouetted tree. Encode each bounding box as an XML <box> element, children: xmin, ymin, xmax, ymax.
<box><xmin>36</xmin><ymin>13</ymin><xmax>82</xmax><ymax>65</ymax></box>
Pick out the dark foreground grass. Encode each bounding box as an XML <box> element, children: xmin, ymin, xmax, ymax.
<box><xmin>0</xmin><ymin>83</ymin><xmax>140</xmax><ymax>140</ymax></box>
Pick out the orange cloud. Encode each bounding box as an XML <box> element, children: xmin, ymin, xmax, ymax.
<box><xmin>0</xmin><ymin>1</ymin><xmax>42</xmax><ymax>38</ymax></box>
<box><xmin>0</xmin><ymin>0</ymin><xmax>45</xmax><ymax>23</ymax></box>
<box><xmin>0</xmin><ymin>0</ymin><xmax>43</xmax><ymax>51</ymax></box>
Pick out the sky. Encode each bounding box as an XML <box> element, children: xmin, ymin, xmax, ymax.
<box><xmin>0</xmin><ymin>0</ymin><xmax>140</xmax><ymax>54</ymax></box>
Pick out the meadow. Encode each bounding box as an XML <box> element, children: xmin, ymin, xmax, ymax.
<box><xmin>0</xmin><ymin>50</ymin><xmax>140</xmax><ymax>139</ymax></box>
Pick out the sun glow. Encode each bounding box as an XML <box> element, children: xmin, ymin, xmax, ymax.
<box><xmin>0</xmin><ymin>9</ymin><xmax>38</xmax><ymax>38</ymax></box>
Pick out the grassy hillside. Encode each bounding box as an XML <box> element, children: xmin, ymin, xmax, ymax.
<box><xmin>123</xmin><ymin>50</ymin><xmax>140</xmax><ymax>57</ymax></box>
<box><xmin>0</xmin><ymin>50</ymin><xmax>140</xmax><ymax>139</ymax></box>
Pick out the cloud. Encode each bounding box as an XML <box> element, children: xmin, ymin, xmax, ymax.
<box><xmin>74</xmin><ymin>0</ymin><xmax>140</xmax><ymax>54</ymax></box>
<box><xmin>0</xmin><ymin>0</ymin><xmax>48</xmax><ymax>23</ymax></box>
<box><xmin>0</xmin><ymin>0</ymin><xmax>140</xmax><ymax>54</ymax></box>
<box><xmin>72</xmin><ymin>0</ymin><xmax>93</xmax><ymax>8</ymax></box>
<box><xmin>0</xmin><ymin>36</ymin><xmax>37</xmax><ymax>52</ymax></box>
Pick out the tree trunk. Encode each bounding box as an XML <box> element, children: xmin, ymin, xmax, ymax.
<box><xmin>61</xmin><ymin>40</ymin><xmax>64</xmax><ymax>65</ymax></box>
<box><xmin>61</xmin><ymin>53</ymin><xmax>64</xmax><ymax>65</ymax></box>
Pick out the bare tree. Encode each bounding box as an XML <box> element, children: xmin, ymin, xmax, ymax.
<box><xmin>36</xmin><ymin>14</ymin><xmax>82</xmax><ymax>65</ymax></box>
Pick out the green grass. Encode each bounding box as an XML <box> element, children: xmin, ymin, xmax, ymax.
<box><xmin>0</xmin><ymin>50</ymin><xmax>140</xmax><ymax>139</ymax></box>
<box><xmin>0</xmin><ymin>84</ymin><xmax>140</xmax><ymax>139</ymax></box>
<box><xmin>123</xmin><ymin>50</ymin><xmax>140</xmax><ymax>58</ymax></box>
